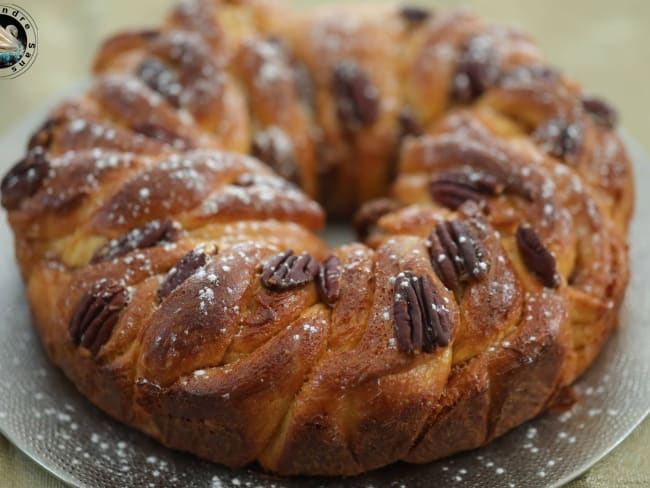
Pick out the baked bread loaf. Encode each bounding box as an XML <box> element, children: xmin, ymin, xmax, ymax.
<box><xmin>0</xmin><ymin>0</ymin><xmax>633</xmax><ymax>476</ymax></box>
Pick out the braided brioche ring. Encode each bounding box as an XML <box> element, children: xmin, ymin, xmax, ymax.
<box><xmin>0</xmin><ymin>0</ymin><xmax>632</xmax><ymax>476</ymax></box>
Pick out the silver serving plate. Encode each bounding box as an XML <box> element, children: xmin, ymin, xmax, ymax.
<box><xmin>0</xmin><ymin>106</ymin><xmax>648</xmax><ymax>488</ymax></box>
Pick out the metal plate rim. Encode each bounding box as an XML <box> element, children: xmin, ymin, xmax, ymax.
<box><xmin>0</xmin><ymin>107</ymin><xmax>648</xmax><ymax>488</ymax></box>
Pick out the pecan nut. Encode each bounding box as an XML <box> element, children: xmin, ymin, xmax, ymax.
<box><xmin>232</xmin><ymin>173</ymin><xmax>295</xmax><ymax>192</ymax></box>
<box><xmin>1</xmin><ymin>150</ymin><xmax>50</xmax><ymax>210</ymax></box>
<box><xmin>452</xmin><ymin>35</ymin><xmax>500</xmax><ymax>103</ymax></box>
<box><xmin>428</xmin><ymin>219</ymin><xmax>489</xmax><ymax>294</ymax></box>
<box><xmin>354</xmin><ymin>198</ymin><xmax>401</xmax><ymax>240</ymax></box>
<box><xmin>158</xmin><ymin>244</ymin><xmax>218</xmax><ymax>301</ymax></box>
<box><xmin>429</xmin><ymin>170</ymin><xmax>500</xmax><ymax>210</ymax></box>
<box><xmin>317</xmin><ymin>254</ymin><xmax>342</xmax><ymax>306</ymax></box>
<box><xmin>581</xmin><ymin>95</ymin><xmax>618</xmax><ymax>129</ymax></box>
<box><xmin>532</xmin><ymin>118</ymin><xmax>582</xmax><ymax>163</ymax></box>
<box><xmin>69</xmin><ymin>280</ymin><xmax>129</xmax><ymax>355</ymax></box>
<box><xmin>28</xmin><ymin>117</ymin><xmax>59</xmax><ymax>151</ymax></box>
<box><xmin>393</xmin><ymin>272</ymin><xmax>451</xmax><ymax>355</ymax></box>
<box><xmin>136</xmin><ymin>57</ymin><xmax>182</xmax><ymax>107</ymax></box>
<box><xmin>332</xmin><ymin>59</ymin><xmax>380</xmax><ymax>131</ymax></box>
<box><xmin>398</xmin><ymin>107</ymin><xmax>424</xmax><ymax>138</ymax></box>
<box><xmin>91</xmin><ymin>219</ymin><xmax>180</xmax><ymax>264</ymax></box>
<box><xmin>132</xmin><ymin>122</ymin><xmax>192</xmax><ymax>149</ymax></box>
<box><xmin>251</xmin><ymin>126</ymin><xmax>301</xmax><ymax>185</ymax></box>
<box><xmin>261</xmin><ymin>250</ymin><xmax>319</xmax><ymax>291</ymax></box>
<box><xmin>399</xmin><ymin>5</ymin><xmax>433</xmax><ymax>24</ymax></box>
<box><xmin>516</xmin><ymin>224</ymin><xmax>560</xmax><ymax>288</ymax></box>
<box><xmin>499</xmin><ymin>64</ymin><xmax>560</xmax><ymax>86</ymax></box>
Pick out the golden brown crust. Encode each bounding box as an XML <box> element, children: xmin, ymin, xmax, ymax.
<box><xmin>1</xmin><ymin>0</ymin><xmax>632</xmax><ymax>477</ymax></box>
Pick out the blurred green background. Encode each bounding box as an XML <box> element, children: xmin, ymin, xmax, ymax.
<box><xmin>0</xmin><ymin>1</ymin><xmax>648</xmax><ymax>487</ymax></box>
<box><xmin>1</xmin><ymin>0</ymin><xmax>649</xmax><ymax>145</ymax></box>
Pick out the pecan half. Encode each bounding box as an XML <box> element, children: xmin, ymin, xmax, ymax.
<box><xmin>398</xmin><ymin>107</ymin><xmax>424</xmax><ymax>138</ymax></box>
<box><xmin>452</xmin><ymin>35</ymin><xmax>500</xmax><ymax>103</ymax></box>
<box><xmin>581</xmin><ymin>95</ymin><xmax>618</xmax><ymax>129</ymax></box>
<box><xmin>516</xmin><ymin>224</ymin><xmax>560</xmax><ymax>288</ymax></box>
<box><xmin>251</xmin><ymin>126</ymin><xmax>301</xmax><ymax>185</ymax></box>
<box><xmin>69</xmin><ymin>281</ymin><xmax>129</xmax><ymax>355</ymax></box>
<box><xmin>158</xmin><ymin>244</ymin><xmax>218</xmax><ymax>301</ymax></box>
<box><xmin>136</xmin><ymin>57</ymin><xmax>182</xmax><ymax>107</ymax></box>
<box><xmin>499</xmin><ymin>64</ymin><xmax>560</xmax><ymax>86</ymax></box>
<box><xmin>28</xmin><ymin>117</ymin><xmax>58</xmax><ymax>151</ymax></box>
<box><xmin>90</xmin><ymin>219</ymin><xmax>180</xmax><ymax>264</ymax></box>
<box><xmin>532</xmin><ymin>118</ymin><xmax>582</xmax><ymax>162</ymax></box>
<box><xmin>317</xmin><ymin>254</ymin><xmax>341</xmax><ymax>306</ymax></box>
<box><xmin>1</xmin><ymin>150</ymin><xmax>50</xmax><ymax>210</ymax></box>
<box><xmin>261</xmin><ymin>250</ymin><xmax>319</xmax><ymax>291</ymax></box>
<box><xmin>429</xmin><ymin>170</ymin><xmax>500</xmax><ymax>211</ymax></box>
<box><xmin>393</xmin><ymin>272</ymin><xmax>451</xmax><ymax>355</ymax></box>
<box><xmin>132</xmin><ymin>122</ymin><xmax>192</xmax><ymax>149</ymax></box>
<box><xmin>354</xmin><ymin>198</ymin><xmax>401</xmax><ymax>240</ymax></box>
<box><xmin>231</xmin><ymin>173</ymin><xmax>296</xmax><ymax>193</ymax></box>
<box><xmin>399</xmin><ymin>5</ymin><xmax>433</xmax><ymax>24</ymax></box>
<box><xmin>428</xmin><ymin>219</ymin><xmax>489</xmax><ymax>294</ymax></box>
<box><xmin>332</xmin><ymin>59</ymin><xmax>380</xmax><ymax>131</ymax></box>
